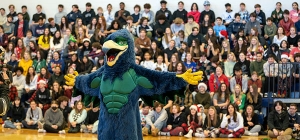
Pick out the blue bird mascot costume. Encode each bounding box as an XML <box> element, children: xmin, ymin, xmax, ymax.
<box><xmin>75</xmin><ymin>29</ymin><xmax>203</xmax><ymax>140</ymax></box>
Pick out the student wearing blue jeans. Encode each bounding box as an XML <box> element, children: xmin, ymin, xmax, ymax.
<box><xmin>143</xmin><ymin>102</ymin><xmax>168</xmax><ymax>136</ymax></box>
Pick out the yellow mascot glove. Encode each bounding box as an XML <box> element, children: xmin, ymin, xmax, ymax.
<box><xmin>176</xmin><ymin>69</ymin><xmax>203</xmax><ymax>85</ymax></box>
<box><xmin>64</xmin><ymin>71</ymin><xmax>78</xmax><ymax>86</ymax></box>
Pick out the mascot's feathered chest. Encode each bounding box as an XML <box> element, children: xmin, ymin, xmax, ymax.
<box><xmin>94</xmin><ymin>68</ymin><xmax>153</xmax><ymax>114</ymax></box>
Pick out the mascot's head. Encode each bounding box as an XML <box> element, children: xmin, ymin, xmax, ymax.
<box><xmin>102</xmin><ymin>30</ymin><xmax>135</xmax><ymax>79</ymax></box>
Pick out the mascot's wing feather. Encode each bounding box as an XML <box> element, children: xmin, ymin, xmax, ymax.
<box><xmin>131</xmin><ymin>64</ymin><xmax>186</xmax><ymax>106</ymax></box>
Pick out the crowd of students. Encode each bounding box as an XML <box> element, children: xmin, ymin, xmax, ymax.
<box><xmin>0</xmin><ymin>0</ymin><xmax>300</xmax><ymax>139</ymax></box>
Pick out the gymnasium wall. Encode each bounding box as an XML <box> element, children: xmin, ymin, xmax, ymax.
<box><xmin>0</xmin><ymin>0</ymin><xmax>296</xmax><ymax>23</ymax></box>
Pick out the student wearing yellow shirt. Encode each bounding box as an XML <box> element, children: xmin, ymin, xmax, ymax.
<box><xmin>38</xmin><ymin>28</ymin><xmax>52</xmax><ymax>59</ymax></box>
<box><xmin>18</xmin><ymin>51</ymin><xmax>33</xmax><ymax>75</ymax></box>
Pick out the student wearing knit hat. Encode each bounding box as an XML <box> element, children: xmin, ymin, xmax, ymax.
<box><xmin>183</xmin><ymin>104</ymin><xmax>203</xmax><ymax>138</ymax></box>
<box><xmin>194</xmin><ymin>83</ymin><xmax>210</xmax><ymax>114</ymax></box>
<box><xmin>277</xmin><ymin>53</ymin><xmax>293</xmax><ymax>98</ymax></box>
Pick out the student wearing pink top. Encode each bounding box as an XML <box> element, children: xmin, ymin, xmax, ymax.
<box><xmin>290</xmin><ymin>39</ymin><xmax>300</xmax><ymax>62</ymax></box>
<box><xmin>289</xmin><ymin>2</ymin><xmax>300</xmax><ymax>23</ymax></box>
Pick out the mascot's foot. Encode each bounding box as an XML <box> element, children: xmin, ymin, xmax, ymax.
<box><xmin>151</xmin><ymin>127</ymin><xmax>159</xmax><ymax>136</ymax></box>
<box><xmin>142</xmin><ymin>127</ymin><xmax>149</xmax><ymax>136</ymax></box>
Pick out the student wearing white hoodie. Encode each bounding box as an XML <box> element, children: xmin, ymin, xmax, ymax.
<box><xmin>12</xmin><ymin>67</ymin><xmax>26</xmax><ymax>98</ymax></box>
<box><xmin>219</xmin><ymin>104</ymin><xmax>244</xmax><ymax>138</ymax></box>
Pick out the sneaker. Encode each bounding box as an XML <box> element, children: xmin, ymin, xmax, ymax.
<box><xmin>80</xmin><ymin>128</ymin><xmax>83</xmax><ymax>133</ymax></box>
<box><xmin>38</xmin><ymin>129</ymin><xmax>46</xmax><ymax>133</ymax></box>
<box><xmin>194</xmin><ymin>133</ymin><xmax>203</xmax><ymax>138</ymax></box>
<box><xmin>211</xmin><ymin>133</ymin><xmax>216</xmax><ymax>138</ymax></box>
<box><xmin>264</xmin><ymin>93</ymin><xmax>268</xmax><ymax>98</ymax></box>
<box><xmin>249</xmin><ymin>132</ymin><xmax>258</xmax><ymax>136</ymax></box>
<box><xmin>16</xmin><ymin>125</ymin><xmax>21</xmax><ymax>130</ymax></box>
<box><xmin>178</xmin><ymin>132</ymin><xmax>183</xmax><ymax>136</ymax></box>
<box><xmin>1</xmin><ymin>124</ymin><xmax>4</xmax><ymax>128</ymax></box>
<box><xmin>219</xmin><ymin>134</ymin><xmax>228</xmax><ymax>138</ymax></box>
<box><xmin>228</xmin><ymin>134</ymin><xmax>234</xmax><ymax>138</ymax></box>
<box><xmin>59</xmin><ymin>130</ymin><xmax>66</xmax><ymax>134</ymax></box>
<box><xmin>273</xmin><ymin>93</ymin><xmax>277</xmax><ymax>98</ymax></box>
<box><xmin>38</xmin><ymin>121</ymin><xmax>43</xmax><ymax>129</ymax></box>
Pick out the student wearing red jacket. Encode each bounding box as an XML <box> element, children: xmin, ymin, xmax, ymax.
<box><xmin>209</xmin><ymin>65</ymin><xmax>229</xmax><ymax>97</ymax></box>
<box><xmin>279</xmin><ymin>10</ymin><xmax>294</xmax><ymax>36</ymax></box>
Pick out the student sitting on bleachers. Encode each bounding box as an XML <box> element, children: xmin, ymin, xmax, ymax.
<box><xmin>230</xmin><ymin>85</ymin><xmax>246</xmax><ymax>113</ymax></box>
<box><xmin>246</xmin><ymin>84</ymin><xmax>262</xmax><ymax>113</ymax></box>
<box><xmin>213</xmin><ymin>83</ymin><xmax>230</xmax><ymax>117</ymax></box>
<box><xmin>277</xmin><ymin>54</ymin><xmax>293</xmax><ymax>98</ymax></box>
<box><xmin>230</xmin><ymin>66</ymin><xmax>248</xmax><ymax>93</ymax></box>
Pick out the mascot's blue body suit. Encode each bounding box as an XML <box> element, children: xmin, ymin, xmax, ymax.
<box><xmin>75</xmin><ymin>29</ymin><xmax>202</xmax><ymax>140</ymax></box>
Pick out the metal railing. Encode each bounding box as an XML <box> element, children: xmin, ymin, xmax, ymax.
<box><xmin>265</xmin><ymin>62</ymin><xmax>300</xmax><ymax>98</ymax></box>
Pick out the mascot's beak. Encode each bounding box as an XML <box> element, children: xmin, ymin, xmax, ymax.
<box><xmin>102</xmin><ymin>40</ymin><xmax>128</xmax><ymax>67</ymax></box>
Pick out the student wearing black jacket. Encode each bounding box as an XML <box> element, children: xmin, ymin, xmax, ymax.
<box><xmin>268</xmin><ymin>101</ymin><xmax>292</xmax><ymax>140</ymax></box>
<box><xmin>47</xmin><ymin>18</ymin><xmax>60</xmax><ymax>36</ymax></box>
<box><xmin>3</xmin><ymin>97</ymin><xmax>25</xmax><ymax>129</ymax></box>
<box><xmin>155</xmin><ymin>0</ymin><xmax>172</xmax><ymax>24</ymax></box>
<box><xmin>199</xmin><ymin>0</ymin><xmax>215</xmax><ymax>24</ymax></box>
<box><xmin>159</xmin><ymin>104</ymin><xmax>187</xmax><ymax>136</ymax></box>
<box><xmin>57</xmin><ymin>96</ymin><xmax>72</xmax><ymax>128</ymax></box>
<box><xmin>81</xmin><ymin>105</ymin><xmax>100</xmax><ymax>133</ymax></box>
<box><xmin>153</xmin><ymin>14</ymin><xmax>170</xmax><ymax>40</ymax></box>
<box><xmin>172</xmin><ymin>1</ymin><xmax>188</xmax><ymax>23</ymax></box>
<box><xmin>243</xmin><ymin>105</ymin><xmax>261</xmax><ymax>136</ymax></box>
<box><xmin>79</xmin><ymin>56</ymin><xmax>94</xmax><ymax>75</ymax></box>
<box><xmin>82</xmin><ymin>2</ymin><xmax>96</xmax><ymax>25</ymax></box>
<box><xmin>35</xmin><ymin>80</ymin><xmax>51</xmax><ymax>114</ymax></box>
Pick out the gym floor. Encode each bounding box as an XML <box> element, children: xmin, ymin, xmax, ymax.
<box><xmin>0</xmin><ymin>127</ymin><xmax>270</xmax><ymax>140</ymax></box>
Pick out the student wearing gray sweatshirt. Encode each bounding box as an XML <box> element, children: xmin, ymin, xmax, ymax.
<box><xmin>22</xmin><ymin>100</ymin><xmax>43</xmax><ymax>129</ymax></box>
<box><xmin>54</xmin><ymin>4</ymin><xmax>67</xmax><ymax>24</ymax></box>
<box><xmin>244</xmin><ymin>13</ymin><xmax>261</xmax><ymax>36</ymax></box>
<box><xmin>39</xmin><ymin>100</ymin><xmax>65</xmax><ymax>133</ymax></box>
<box><xmin>142</xmin><ymin>102</ymin><xmax>168</xmax><ymax>136</ymax></box>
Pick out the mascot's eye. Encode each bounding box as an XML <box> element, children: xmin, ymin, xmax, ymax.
<box><xmin>115</xmin><ymin>37</ymin><xmax>128</xmax><ymax>46</ymax></box>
